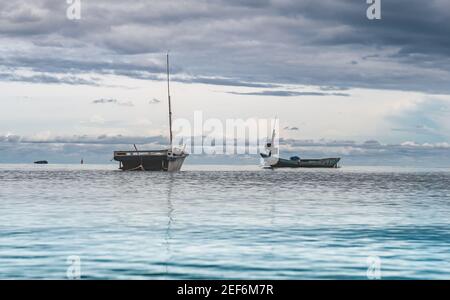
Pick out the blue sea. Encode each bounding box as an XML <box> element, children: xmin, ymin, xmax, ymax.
<box><xmin>0</xmin><ymin>164</ymin><xmax>449</xmax><ymax>279</ymax></box>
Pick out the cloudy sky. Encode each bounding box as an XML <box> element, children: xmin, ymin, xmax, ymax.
<box><xmin>1</xmin><ymin>0</ymin><xmax>450</xmax><ymax>164</ymax></box>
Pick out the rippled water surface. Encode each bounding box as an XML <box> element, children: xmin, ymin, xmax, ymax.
<box><xmin>1</xmin><ymin>164</ymin><xmax>449</xmax><ymax>279</ymax></box>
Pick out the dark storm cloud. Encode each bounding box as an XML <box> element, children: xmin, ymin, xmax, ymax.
<box><xmin>1</xmin><ymin>0</ymin><xmax>450</xmax><ymax>93</ymax></box>
<box><xmin>0</xmin><ymin>56</ymin><xmax>167</xmax><ymax>75</ymax></box>
<box><xmin>0</xmin><ymin>55</ymin><xmax>280</xmax><ymax>88</ymax></box>
<box><xmin>0</xmin><ymin>72</ymin><xmax>98</xmax><ymax>85</ymax></box>
<box><xmin>319</xmin><ymin>86</ymin><xmax>351</xmax><ymax>92</ymax></box>
<box><xmin>178</xmin><ymin>77</ymin><xmax>280</xmax><ymax>88</ymax></box>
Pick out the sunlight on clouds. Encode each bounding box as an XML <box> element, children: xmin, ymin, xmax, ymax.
<box><xmin>1</xmin><ymin>74</ymin><xmax>448</xmax><ymax>145</ymax></box>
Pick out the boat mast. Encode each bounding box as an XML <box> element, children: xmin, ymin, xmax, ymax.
<box><xmin>166</xmin><ymin>52</ymin><xmax>173</xmax><ymax>151</ymax></box>
<box><xmin>270</xmin><ymin>117</ymin><xmax>277</xmax><ymax>145</ymax></box>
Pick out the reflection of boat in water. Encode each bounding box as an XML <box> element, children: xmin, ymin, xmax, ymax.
<box><xmin>260</xmin><ymin>121</ymin><xmax>340</xmax><ymax>169</ymax></box>
<box><xmin>113</xmin><ymin>54</ymin><xmax>188</xmax><ymax>171</ymax></box>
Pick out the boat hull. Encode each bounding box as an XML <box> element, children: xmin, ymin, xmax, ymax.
<box><xmin>261</xmin><ymin>154</ymin><xmax>340</xmax><ymax>168</ymax></box>
<box><xmin>297</xmin><ymin>158</ymin><xmax>340</xmax><ymax>168</ymax></box>
<box><xmin>114</xmin><ymin>150</ymin><xmax>187</xmax><ymax>171</ymax></box>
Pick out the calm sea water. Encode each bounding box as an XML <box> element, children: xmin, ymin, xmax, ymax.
<box><xmin>0</xmin><ymin>164</ymin><xmax>449</xmax><ymax>279</ymax></box>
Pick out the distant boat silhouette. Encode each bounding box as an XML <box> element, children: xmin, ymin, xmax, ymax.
<box><xmin>34</xmin><ymin>160</ymin><xmax>48</xmax><ymax>164</ymax></box>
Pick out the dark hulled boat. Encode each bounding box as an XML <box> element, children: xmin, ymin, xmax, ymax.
<box><xmin>114</xmin><ymin>149</ymin><xmax>187</xmax><ymax>171</ymax></box>
<box><xmin>113</xmin><ymin>54</ymin><xmax>188</xmax><ymax>171</ymax></box>
<box><xmin>260</xmin><ymin>153</ymin><xmax>340</xmax><ymax>168</ymax></box>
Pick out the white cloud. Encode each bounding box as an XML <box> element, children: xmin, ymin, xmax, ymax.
<box><xmin>86</xmin><ymin>115</ymin><xmax>105</xmax><ymax>125</ymax></box>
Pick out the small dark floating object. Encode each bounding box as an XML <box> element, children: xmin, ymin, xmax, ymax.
<box><xmin>34</xmin><ymin>160</ymin><xmax>48</xmax><ymax>164</ymax></box>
